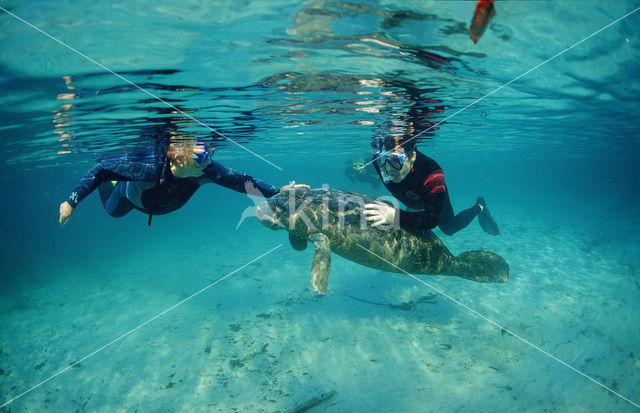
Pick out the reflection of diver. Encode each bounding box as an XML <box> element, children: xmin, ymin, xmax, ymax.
<box><xmin>288</xmin><ymin>0</ymin><xmax>496</xmax><ymax>46</ymax></box>
<box><xmin>344</xmin><ymin>158</ymin><xmax>380</xmax><ymax>189</ymax></box>
<box><xmin>284</xmin><ymin>1</ymin><xmax>489</xmax><ymax>71</ymax></box>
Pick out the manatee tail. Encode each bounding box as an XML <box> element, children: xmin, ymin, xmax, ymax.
<box><xmin>452</xmin><ymin>250</ymin><xmax>509</xmax><ymax>283</ymax></box>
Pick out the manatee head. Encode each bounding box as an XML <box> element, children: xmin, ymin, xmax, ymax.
<box><xmin>255</xmin><ymin>188</ymin><xmax>319</xmax><ymax>235</ymax></box>
<box><xmin>255</xmin><ymin>193</ymin><xmax>287</xmax><ymax>230</ymax></box>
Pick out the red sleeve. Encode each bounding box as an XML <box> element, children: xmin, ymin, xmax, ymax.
<box><xmin>397</xmin><ymin>169</ymin><xmax>447</xmax><ymax>232</ymax></box>
<box><xmin>422</xmin><ymin>169</ymin><xmax>446</xmax><ymax>194</ymax></box>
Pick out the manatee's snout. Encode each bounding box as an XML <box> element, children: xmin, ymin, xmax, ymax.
<box><xmin>256</xmin><ymin>201</ymin><xmax>281</xmax><ymax>230</ymax></box>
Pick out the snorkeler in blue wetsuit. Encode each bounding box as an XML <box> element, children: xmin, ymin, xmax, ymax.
<box><xmin>59</xmin><ymin>141</ymin><xmax>306</xmax><ymax>225</ymax></box>
<box><xmin>363</xmin><ymin>134</ymin><xmax>500</xmax><ymax>236</ymax></box>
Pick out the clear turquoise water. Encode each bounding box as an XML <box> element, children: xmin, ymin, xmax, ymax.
<box><xmin>1</xmin><ymin>1</ymin><xmax>639</xmax><ymax>412</ymax></box>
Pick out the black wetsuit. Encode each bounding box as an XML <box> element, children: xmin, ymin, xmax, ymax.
<box><xmin>373</xmin><ymin>150</ymin><xmax>480</xmax><ymax>235</ymax></box>
<box><xmin>67</xmin><ymin>149</ymin><xmax>279</xmax><ymax>221</ymax></box>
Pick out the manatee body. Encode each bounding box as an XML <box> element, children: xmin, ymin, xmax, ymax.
<box><xmin>256</xmin><ymin>188</ymin><xmax>509</xmax><ymax>294</ymax></box>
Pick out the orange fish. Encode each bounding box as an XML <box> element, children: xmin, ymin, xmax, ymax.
<box><xmin>469</xmin><ymin>0</ymin><xmax>496</xmax><ymax>44</ymax></box>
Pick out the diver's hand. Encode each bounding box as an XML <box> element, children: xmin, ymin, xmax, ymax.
<box><xmin>363</xmin><ymin>202</ymin><xmax>397</xmax><ymax>228</ymax></box>
<box><xmin>279</xmin><ymin>181</ymin><xmax>310</xmax><ymax>192</ymax></box>
<box><xmin>59</xmin><ymin>201</ymin><xmax>75</xmax><ymax>225</ymax></box>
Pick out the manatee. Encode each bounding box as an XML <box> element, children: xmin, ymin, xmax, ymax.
<box><xmin>256</xmin><ymin>188</ymin><xmax>509</xmax><ymax>294</ymax></box>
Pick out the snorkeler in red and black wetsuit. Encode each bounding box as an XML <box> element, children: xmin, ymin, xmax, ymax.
<box><xmin>364</xmin><ymin>134</ymin><xmax>500</xmax><ymax>236</ymax></box>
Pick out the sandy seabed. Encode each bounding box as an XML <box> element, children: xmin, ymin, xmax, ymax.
<box><xmin>1</xmin><ymin>209</ymin><xmax>639</xmax><ymax>413</ymax></box>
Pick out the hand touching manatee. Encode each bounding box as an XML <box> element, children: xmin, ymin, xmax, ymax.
<box><xmin>279</xmin><ymin>181</ymin><xmax>310</xmax><ymax>193</ymax></box>
<box><xmin>363</xmin><ymin>202</ymin><xmax>398</xmax><ymax>228</ymax></box>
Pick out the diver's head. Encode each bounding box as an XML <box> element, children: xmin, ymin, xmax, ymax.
<box><xmin>192</xmin><ymin>142</ymin><xmax>215</xmax><ymax>167</ymax></box>
<box><xmin>168</xmin><ymin>141</ymin><xmax>215</xmax><ymax>178</ymax></box>
<box><xmin>374</xmin><ymin>135</ymin><xmax>416</xmax><ymax>183</ymax></box>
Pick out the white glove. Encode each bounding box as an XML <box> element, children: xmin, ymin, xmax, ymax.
<box><xmin>363</xmin><ymin>202</ymin><xmax>397</xmax><ymax>228</ymax></box>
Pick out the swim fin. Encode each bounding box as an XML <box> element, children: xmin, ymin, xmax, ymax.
<box><xmin>469</xmin><ymin>0</ymin><xmax>496</xmax><ymax>44</ymax></box>
<box><xmin>477</xmin><ymin>197</ymin><xmax>500</xmax><ymax>235</ymax></box>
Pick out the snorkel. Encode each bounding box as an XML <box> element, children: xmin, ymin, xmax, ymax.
<box><xmin>380</xmin><ymin>165</ymin><xmax>392</xmax><ymax>184</ymax></box>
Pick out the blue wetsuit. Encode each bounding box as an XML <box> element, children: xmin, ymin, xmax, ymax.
<box><xmin>66</xmin><ymin>149</ymin><xmax>279</xmax><ymax>219</ymax></box>
<box><xmin>373</xmin><ymin>150</ymin><xmax>480</xmax><ymax>235</ymax></box>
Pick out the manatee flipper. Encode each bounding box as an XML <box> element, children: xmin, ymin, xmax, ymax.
<box><xmin>477</xmin><ymin>197</ymin><xmax>500</xmax><ymax>235</ymax></box>
<box><xmin>310</xmin><ymin>233</ymin><xmax>331</xmax><ymax>294</ymax></box>
<box><xmin>289</xmin><ymin>233</ymin><xmax>308</xmax><ymax>251</ymax></box>
<box><xmin>453</xmin><ymin>250</ymin><xmax>509</xmax><ymax>283</ymax></box>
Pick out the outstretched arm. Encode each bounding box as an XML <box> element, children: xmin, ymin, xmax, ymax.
<box><xmin>60</xmin><ymin>154</ymin><xmax>159</xmax><ymax>225</ymax></box>
<box><xmin>203</xmin><ymin>161</ymin><xmax>281</xmax><ymax>197</ymax></box>
<box><xmin>59</xmin><ymin>165</ymin><xmax>127</xmax><ymax>226</ymax></box>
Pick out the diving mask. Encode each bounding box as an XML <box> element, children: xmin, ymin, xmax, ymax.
<box><xmin>374</xmin><ymin>151</ymin><xmax>406</xmax><ymax>170</ymax></box>
<box><xmin>194</xmin><ymin>142</ymin><xmax>215</xmax><ymax>166</ymax></box>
